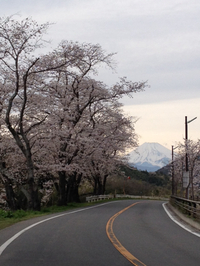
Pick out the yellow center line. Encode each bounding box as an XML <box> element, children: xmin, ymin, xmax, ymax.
<box><xmin>106</xmin><ymin>202</ymin><xmax>147</xmax><ymax>266</ymax></box>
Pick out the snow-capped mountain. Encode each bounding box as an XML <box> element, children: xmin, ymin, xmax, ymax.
<box><xmin>128</xmin><ymin>142</ymin><xmax>171</xmax><ymax>172</ymax></box>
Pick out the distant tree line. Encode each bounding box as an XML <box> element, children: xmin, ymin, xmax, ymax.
<box><xmin>106</xmin><ymin>165</ymin><xmax>171</xmax><ymax>197</ymax></box>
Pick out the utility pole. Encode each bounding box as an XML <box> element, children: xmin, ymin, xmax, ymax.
<box><xmin>185</xmin><ymin>116</ymin><xmax>188</xmax><ymax>171</ymax></box>
<box><xmin>185</xmin><ymin>116</ymin><xmax>189</xmax><ymax>198</ymax></box>
<box><xmin>184</xmin><ymin>116</ymin><xmax>197</xmax><ymax>198</ymax></box>
<box><xmin>172</xmin><ymin>145</ymin><xmax>175</xmax><ymax>196</ymax></box>
<box><xmin>172</xmin><ymin>145</ymin><xmax>178</xmax><ymax>196</ymax></box>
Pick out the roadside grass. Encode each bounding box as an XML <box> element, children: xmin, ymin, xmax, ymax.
<box><xmin>0</xmin><ymin>199</ymin><xmax>127</xmax><ymax>230</ymax></box>
<box><xmin>0</xmin><ymin>202</ymin><xmax>98</xmax><ymax>230</ymax></box>
<box><xmin>0</xmin><ymin>196</ymin><xmax>169</xmax><ymax>230</ymax></box>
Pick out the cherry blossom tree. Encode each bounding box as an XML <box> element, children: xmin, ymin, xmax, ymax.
<box><xmin>35</xmin><ymin>40</ymin><xmax>146</xmax><ymax>205</ymax></box>
<box><xmin>173</xmin><ymin>140</ymin><xmax>200</xmax><ymax>199</ymax></box>
<box><xmin>80</xmin><ymin>104</ymin><xmax>137</xmax><ymax>195</ymax></box>
<box><xmin>0</xmin><ymin>16</ymin><xmax>147</xmax><ymax>209</ymax></box>
<box><xmin>0</xmin><ymin>17</ymin><xmax>85</xmax><ymax>209</ymax></box>
<box><xmin>0</xmin><ymin>16</ymin><xmax>73</xmax><ymax>209</ymax></box>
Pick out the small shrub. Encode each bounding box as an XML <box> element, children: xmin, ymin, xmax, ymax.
<box><xmin>0</xmin><ymin>210</ymin><xmax>14</xmax><ymax>218</ymax></box>
<box><xmin>13</xmin><ymin>210</ymin><xmax>27</xmax><ymax>219</ymax></box>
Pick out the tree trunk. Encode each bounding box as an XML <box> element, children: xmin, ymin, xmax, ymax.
<box><xmin>28</xmin><ymin>180</ymin><xmax>41</xmax><ymax>210</ymax></box>
<box><xmin>102</xmin><ymin>174</ymin><xmax>108</xmax><ymax>195</ymax></box>
<box><xmin>5</xmin><ymin>183</ymin><xmax>18</xmax><ymax>210</ymax></box>
<box><xmin>26</xmin><ymin>155</ymin><xmax>41</xmax><ymax>210</ymax></box>
<box><xmin>97</xmin><ymin>177</ymin><xmax>103</xmax><ymax>195</ymax></box>
<box><xmin>0</xmin><ymin>162</ymin><xmax>18</xmax><ymax>210</ymax></box>
<box><xmin>93</xmin><ymin>178</ymin><xmax>97</xmax><ymax>195</ymax></box>
<box><xmin>58</xmin><ymin>171</ymin><xmax>67</xmax><ymax>205</ymax></box>
<box><xmin>66</xmin><ymin>173</ymin><xmax>81</xmax><ymax>203</ymax></box>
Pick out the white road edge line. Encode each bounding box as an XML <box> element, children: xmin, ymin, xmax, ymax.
<box><xmin>162</xmin><ymin>202</ymin><xmax>200</xmax><ymax>238</ymax></box>
<box><xmin>0</xmin><ymin>201</ymin><xmax>115</xmax><ymax>256</ymax></box>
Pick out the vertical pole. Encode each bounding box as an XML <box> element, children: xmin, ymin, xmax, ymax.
<box><xmin>172</xmin><ymin>145</ymin><xmax>174</xmax><ymax>196</ymax></box>
<box><xmin>185</xmin><ymin>116</ymin><xmax>189</xmax><ymax>198</ymax></box>
<box><xmin>185</xmin><ymin>116</ymin><xmax>188</xmax><ymax>171</ymax></box>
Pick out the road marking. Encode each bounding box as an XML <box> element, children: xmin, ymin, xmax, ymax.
<box><xmin>106</xmin><ymin>202</ymin><xmax>147</xmax><ymax>266</ymax></box>
<box><xmin>162</xmin><ymin>203</ymin><xmax>200</xmax><ymax>238</ymax></box>
<box><xmin>0</xmin><ymin>201</ymin><xmax>115</xmax><ymax>256</ymax></box>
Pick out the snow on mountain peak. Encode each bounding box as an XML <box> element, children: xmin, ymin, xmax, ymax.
<box><xmin>128</xmin><ymin>142</ymin><xmax>171</xmax><ymax>171</ymax></box>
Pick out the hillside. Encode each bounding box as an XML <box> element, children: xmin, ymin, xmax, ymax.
<box><xmin>121</xmin><ymin>164</ymin><xmax>170</xmax><ymax>186</ymax></box>
<box><xmin>106</xmin><ymin>164</ymin><xmax>171</xmax><ymax>197</ymax></box>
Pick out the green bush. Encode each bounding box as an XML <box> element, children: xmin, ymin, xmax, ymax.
<box><xmin>12</xmin><ymin>210</ymin><xmax>27</xmax><ymax>219</ymax></box>
<box><xmin>0</xmin><ymin>210</ymin><xmax>14</xmax><ymax>218</ymax></box>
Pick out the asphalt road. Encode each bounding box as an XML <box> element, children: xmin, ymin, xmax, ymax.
<box><xmin>0</xmin><ymin>200</ymin><xmax>200</xmax><ymax>266</ymax></box>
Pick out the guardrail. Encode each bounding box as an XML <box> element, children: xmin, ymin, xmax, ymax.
<box><xmin>86</xmin><ymin>194</ymin><xmax>169</xmax><ymax>202</ymax></box>
<box><xmin>86</xmin><ymin>195</ymin><xmax>114</xmax><ymax>202</ymax></box>
<box><xmin>170</xmin><ymin>195</ymin><xmax>200</xmax><ymax>222</ymax></box>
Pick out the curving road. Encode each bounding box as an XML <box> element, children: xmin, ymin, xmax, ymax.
<box><xmin>0</xmin><ymin>200</ymin><xmax>200</xmax><ymax>266</ymax></box>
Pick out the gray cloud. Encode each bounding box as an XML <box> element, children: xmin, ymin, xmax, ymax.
<box><xmin>1</xmin><ymin>0</ymin><xmax>200</xmax><ymax>130</ymax></box>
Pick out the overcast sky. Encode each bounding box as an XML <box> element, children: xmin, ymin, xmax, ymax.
<box><xmin>1</xmin><ymin>0</ymin><xmax>200</xmax><ymax>149</ymax></box>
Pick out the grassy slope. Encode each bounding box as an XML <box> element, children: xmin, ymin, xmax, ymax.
<box><xmin>0</xmin><ymin>202</ymin><xmax>96</xmax><ymax>230</ymax></box>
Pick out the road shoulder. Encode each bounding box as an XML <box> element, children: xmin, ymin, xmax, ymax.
<box><xmin>163</xmin><ymin>202</ymin><xmax>200</xmax><ymax>237</ymax></box>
